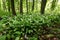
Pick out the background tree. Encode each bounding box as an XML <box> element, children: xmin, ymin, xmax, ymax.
<box><xmin>20</xmin><ymin>0</ymin><xmax>23</xmax><ymax>14</ymax></box>
<box><xmin>11</xmin><ymin>0</ymin><xmax>16</xmax><ymax>15</ymax></box>
<box><xmin>32</xmin><ymin>0</ymin><xmax>34</xmax><ymax>11</ymax></box>
<box><xmin>41</xmin><ymin>0</ymin><xmax>47</xmax><ymax>14</ymax></box>
<box><xmin>7</xmin><ymin>0</ymin><xmax>11</xmax><ymax>12</ymax></box>
<box><xmin>26</xmin><ymin>0</ymin><xmax>28</xmax><ymax>13</ymax></box>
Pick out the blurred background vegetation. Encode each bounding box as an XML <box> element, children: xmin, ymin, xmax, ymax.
<box><xmin>0</xmin><ymin>0</ymin><xmax>60</xmax><ymax>16</ymax></box>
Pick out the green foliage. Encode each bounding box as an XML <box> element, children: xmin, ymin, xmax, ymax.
<box><xmin>0</xmin><ymin>35</ymin><xmax>6</xmax><ymax>40</ymax></box>
<box><xmin>0</xmin><ymin>13</ymin><xmax>60</xmax><ymax>40</ymax></box>
<box><xmin>29</xmin><ymin>37</ymin><xmax>37</xmax><ymax>40</ymax></box>
<box><xmin>0</xmin><ymin>10</ymin><xmax>12</xmax><ymax>17</ymax></box>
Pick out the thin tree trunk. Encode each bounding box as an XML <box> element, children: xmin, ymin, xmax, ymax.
<box><xmin>32</xmin><ymin>0</ymin><xmax>34</xmax><ymax>11</ymax></box>
<box><xmin>41</xmin><ymin>0</ymin><xmax>47</xmax><ymax>14</ymax></box>
<box><xmin>20</xmin><ymin>0</ymin><xmax>23</xmax><ymax>14</ymax></box>
<box><xmin>26</xmin><ymin>0</ymin><xmax>28</xmax><ymax>13</ymax></box>
<box><xmin>7</xmin><ymin>0</ymin><xmax>10</xmax><ymax>12</ymax></box>
<box><xmin>11</xmin><ymin>0</ymin><xmax>16</xmax><ymax>15</ymax></box>
<box><xmin>29</xmin><ymin>0</ymin><xmax>30</xmax><ymax>13</ymax></box>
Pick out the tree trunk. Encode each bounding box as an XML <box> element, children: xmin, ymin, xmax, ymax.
<box><xmin>20</xmin><ymin>0</ymin><xmax>23</xmax><ymax>14</ymax></box>
<box><xmin>7</xmin><ymin>0</ymin><xmax>11</xmax><ymax>12</ymax></box>
<box><xmin>11</xmin><ymin>0</ymin><xmax>16</xmax><ymax>15</ymax></box>
<box><xmin>26</xmin><ymin>0</ymin><xmax>28</xmax><ymax>13</ymax></box>
<box><xmin>32</xmin><ymin>0</ymin><xmax>34</xmax><ymax>11</ymax></box>
<box><xmin>28</xmin><ymin>0</ymin><xmax>30</xmax><ymax>13</ymax></box>
<box><xmin>41</xmin><ymin>0</ymin><xmax>47</xmax><ymax>14</ymax></box>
